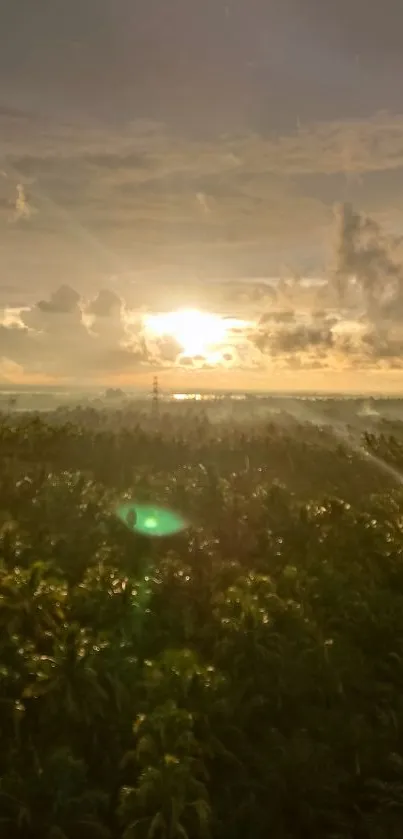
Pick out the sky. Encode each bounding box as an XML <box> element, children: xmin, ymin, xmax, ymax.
<box><xmin>1</xmin><ymin>0</ymin><xmax>403</xmax><ymax>392</ymax></box>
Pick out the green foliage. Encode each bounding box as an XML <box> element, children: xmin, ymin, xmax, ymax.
<box><xmin>2</xmin><ymin>412</ymin><xmax>403</xmax><ymax>837</ymax></box>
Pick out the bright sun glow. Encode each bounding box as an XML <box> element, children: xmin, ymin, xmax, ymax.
<box><xmin>145</xmin><ymin>309</ymin><xmax>232</xmax><ymax>357</ymax></box>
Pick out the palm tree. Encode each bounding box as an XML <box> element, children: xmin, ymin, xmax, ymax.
<box><xmin>120</xmin><ymin>700</ymin><xmax>211</xmax><ymax>839</ymax></box>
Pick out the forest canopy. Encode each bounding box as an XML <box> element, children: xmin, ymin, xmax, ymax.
<box><xmin>1</xmin><ymin>406</ymin><xmax>403</xmax><ymax>839</ymax></box>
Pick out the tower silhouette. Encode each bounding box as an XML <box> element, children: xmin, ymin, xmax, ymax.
<box><xmin>152</xmin><ymin>375</ymin><xmax>160</xmax><ymax>417</ymax></box>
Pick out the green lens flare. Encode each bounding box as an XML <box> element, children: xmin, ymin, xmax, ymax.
<box><xmin>116</xmin><ymin>502</ymin><xmax>187</xmax><ymax>537</ymax></box>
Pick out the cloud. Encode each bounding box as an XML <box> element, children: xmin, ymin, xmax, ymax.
<box><xmin>3</xmin><ymin>106</ymin><xmax>403</xmax><ymax>390</ymax></box>
<box><xmin>3</xmin><ymin>109</ymin><xmax>403</xmax><ymax>286</ymax></box>
<box><xmin>332</xmin><ymin>202</ymin><xmax>403</xmax><ymax>317</ymax></box>
<box><xmin>87</xmin><ymin>289</ymin><xmax>122</xmax><ymax>317</ymax></box>
<box><xmin>5</xmin><ymin>110</ymin><xmax>403</xmax><ymax>179</ymax></box>
<box><xmin>0</xmin><ymin>285</ymin><xmax>148</xmax><ymax>380</ymax></box>
<box><xmin>0</xmin><ymin>281</ymin><xmax>259</xmax><ymax>380</ymax></box>
<box><xmin>9</xmin><ymin>184</ymin><xmax>36</xmax><ymax>223</ymax></box>
<box><xmin>240</xmin><ymin>203</ymin><xmax>403</xmax><ymax>372</ymax></box>
<box><xmin>196</xmin><ymin>192</ymin><xmax>211</xmax><ymax>214</ymax></box>
<box><xmin>3</xmin><ymin>227</ymin><xmax>403</xmax><ymax>382</ymax></box>
<box><xmin>36</xmin><ymin>285</ymin><xmax>80</xmax><ymax>314</ymax></box>
<box><xmin>151</xmin><ymin>336</ymin><xmax>182</xmax><ymax>365</ymax></box>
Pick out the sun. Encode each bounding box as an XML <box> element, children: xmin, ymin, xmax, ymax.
<box><xmin>144</xmin><ymin>309</ymin><xmax>230</xmax><ymax>357</ymax></box>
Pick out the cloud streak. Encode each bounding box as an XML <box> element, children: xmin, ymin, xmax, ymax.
<box><xmin>3</xmin><ymin>108</ymin><xmax>403</xmax><ymax>296</ymax></box>
<box><xmin>5</xmin><ymin>110</ymin><xmax>403</xmax><ymax>177</ymax></box>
